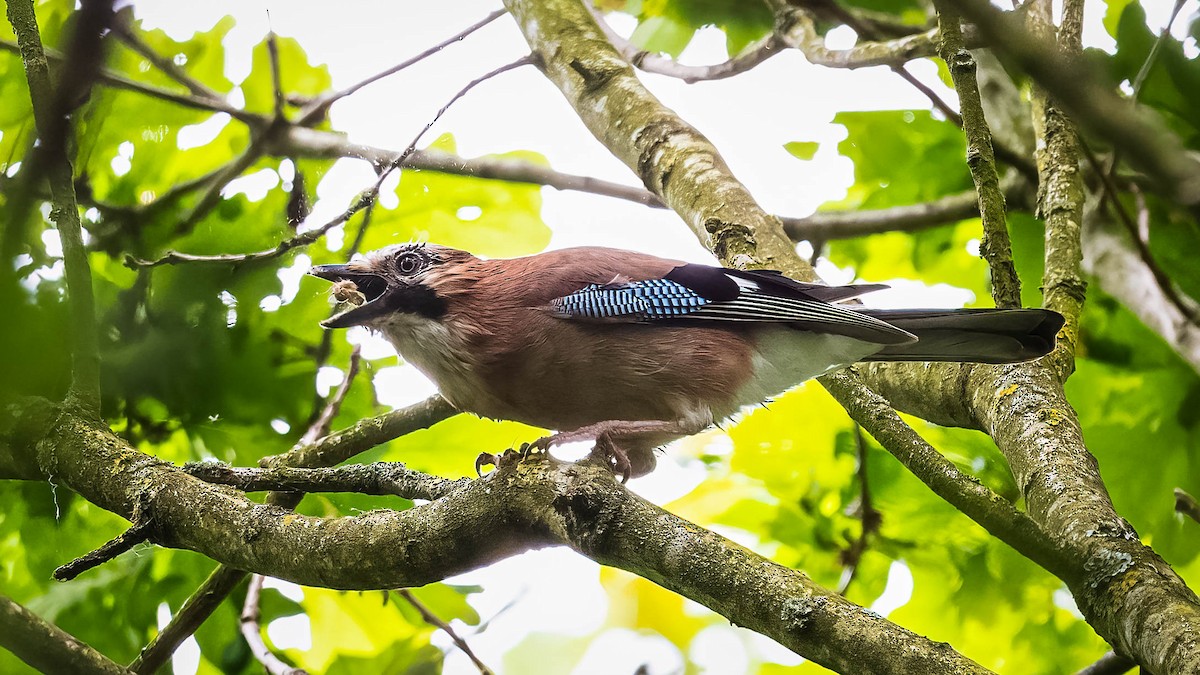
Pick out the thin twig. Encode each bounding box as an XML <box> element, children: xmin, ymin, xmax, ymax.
<box><xmin>129</xmin><ymin>56</ymin><xmax>533</xmax><ymax>269</ymax></box>
<box><xmin>768</xmin><ymin>1</ymin><xmax>957</xmax><ymax>69</ymax></box>
<box><xmin>302</xmin><ymin>345</ymin><xmax>362</xmax><ymax>445</ymax></box>
<box><xmin>0</xmin><ymin>38</ymin><xmax>255</xmax><ymax>121</ymax></box>
<box><xmin>124</xmin><ymin>189</ymin><xmax>372</xmax><ymax>268</ymax></box>
<box><xmin>241</xmin><ymin>575</ymin><xmax>308</xmax><ymax>675</ymax></box>
<box><xmin>1079</xmin><ymin>141</ymin><xmax>1200</xmax><ymax>324</ymax></box>
<box><xmin>110</xmin><ymin>16</ymin><xmax>223</xmax><ymax>101</ymax></box>
<box><xmin>395</xmin><ymin>590</ymin><xmax>494</xmax><ymax>675</ymax></box>
<box><xmin>305</xmin><ymin>210</ymin><xmax>375</xmax><ymax>426</ymax></box>
<box><xmin>591</xmin><ymin>6</ymin><xmax>784</xmax><ymax>83</ymax></box>
<box><xmin>891</xmin><ymin>63</ymin><xmax>962</xmax><ymax>126</ymax></box>
<box><xmin>296</xmin><ymin>9</ymin><xmax>507</xmax><ymax>125</ymax></box>
<box><xmin>173</xmin><ymin>131</ymin><xmax>275</xmax><ymax>236</ymax></box>
<box><xmin>53</xmin><ymin>521</ymin><xmax>155</xmax><ymax>581</ymax></box>
<box><xmin>782</xmin><ymin>173</ymin><xmax>1027</xmax><ymax>241</ymax></box>
<box><xmin>129</xmin><ymin>567</ymin><xmax>247</xmax><ymax>673</ymax></box>
<box><xmin>266</xmin><ymin>31</ymin><xmax>286</xmax><ymax>120</ymax></box>
<box><xmin>837</xmin><ymin>424</ymin><xmax>881</xmax><ymax>595</ymax></box>
<box><xmin>274</xmin><ymin>126</ymin><xmax>665</xmax><ymax>208</ymax></box>
<box><xmin>1176</xmin><ymin>488</ymin><xmax>1200</xmax><ymax>524</ymax></box>
<box><xmin>935</xmin><ymin>1</ymin><xmax>1022</xmax><ymax>308</ymax></box>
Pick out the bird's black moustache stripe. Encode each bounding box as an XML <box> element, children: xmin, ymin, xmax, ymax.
<box><xmin>382</xmin><ymin>283</ymin><xmax>446</xmax><ymax>319</ymax></box>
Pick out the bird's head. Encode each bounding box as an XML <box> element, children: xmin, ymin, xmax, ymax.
<box><xmin>309</xmin><ymin>243</ymin><xmax>477</xmax><ymax>329</ymax></box>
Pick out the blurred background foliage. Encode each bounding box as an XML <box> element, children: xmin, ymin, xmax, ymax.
<box><xmin>1</xmin><ymin>0</ymin><xmax>1198</xmax><ymax>672</ymax></box>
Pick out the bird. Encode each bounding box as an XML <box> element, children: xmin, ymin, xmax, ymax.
<box><xmin>310</xmin><ymin>243</ymin><xmax>1063</xmax><ymax>481</ymax></box>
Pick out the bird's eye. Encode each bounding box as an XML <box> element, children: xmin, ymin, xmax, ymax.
<box><xmin>397</xmin><ymin>253</ymin><xmax>422</xmax><ymax>275</ymax></box>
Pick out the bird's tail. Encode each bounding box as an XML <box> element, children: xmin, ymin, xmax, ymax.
<box><xmin>857</xmin><ymin>308</ymin><xmax>1064</xmax><ymax>364</ymax></box>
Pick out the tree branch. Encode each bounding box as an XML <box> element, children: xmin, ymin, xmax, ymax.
<box><xmin>7</xmin><ymin>398</ymin><xmax>992</xmax><ymax>673</ymax></box>
<box><xmin>184</xmin><ymin>461</ymin><xmax>465</xmax><ymax>501</ymax></box>
<box><xmin>504</xmin><ymin>0</ymin><xmax>805</xmax><ymax>274</ymax></box>
<box><xmin>822</xmin><ymin>370</ymin><xmax>1071</xmax><ymax>577</ymax></box>
<box><xmin>241</xmin><ymin>575</ymin><xmax>308</xmax><ymax>675</ymax></box>
<box><xmin>935</xmin><ymin>2</ymin><xmax>1021</xmax><ymax>308</ymax></box>
<box><xmin>265</xmin><ymin>395</ymin><xmax>457</xmax><ymax>470</ymax></box>
<box><xmin>110</xmin><ymin>13</ymin><xmax>223</xmax><ymax>102</ymax></box>
<box><xmin>128</xmin><ymin>355</ymin><xmax>435</xmax><ymax>675</ymax></box>
<box><xmin>1175</xmin><ymin>488</ymin><xmax>1200</xmax><ymax>524</ymax></box>
<box><xmin>591</xmin><ymin>7</ymin><xmax>785</xmax><ymax>83</ymax></box>
<box><xmin>0</xmin><ymin>592</ymin><xmax>133</xmax><ymax>675</ymax></box>
<box><xmin>6</xmin><ymin>0</ymin><xmax>106</xmax><ymax>413</ymax></box>
<box><xmin>296</xmin><ymin>9</ymin><xmax>507</xmax><ymax>125</ymax></box>
<box><xmin>1075</xmin><ymin>652</ymin><xmax>1134</xmax><ymax>675</ymax></box>
<box><xmin>773</xmin><ymin>6</ymin><xmax>956</xmax><ymax>69</ymax></box>
<box><xmin>782</xmin><ymin>174</ymin><xmax>1027</xmax><ymax>241</ymax></box>
<box><xmin>952</xmin><ymin>0</ymin><xmax>1200</xmax><ymax>209</ymax></box>
<box><xmin>967</xmin><ymin>360</ymin><xmax>1200</xmax><ymax>672</ymax></box>
<box><xmin>394</xmin><ymin>590</ymin><xmax>494</xmax><ymax>675</ymax></box>
<box><xmin>1027</xmin><ymin>0</ymin><xmax>1086</xmax><ymax>374</ymax></box>
<box><xmin>53</xmin><ymin>520</ymin><xmax>155</xmax><ymax>581</ymax></box>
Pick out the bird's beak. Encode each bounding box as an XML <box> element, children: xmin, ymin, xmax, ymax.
<box><xmin>309</xmin><ymin>264</ymin><xmax>395</xmax><ymax>329</ymax></box>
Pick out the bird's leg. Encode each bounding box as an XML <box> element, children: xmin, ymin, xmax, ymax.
<box><xmin>533</xmin><ymin>413</ymin><xmax>713</xmax><ymax>482</ymax></box>
<box><xmin>477</xmin><ymin>412</ymin><xmax>712</xmax><ymax>480</ymax></box>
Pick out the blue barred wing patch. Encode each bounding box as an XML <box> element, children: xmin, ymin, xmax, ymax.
<box><xmin>550</xmin><ymin>279</ymin><xmax>709</xmax><ymax>321</ymax></box>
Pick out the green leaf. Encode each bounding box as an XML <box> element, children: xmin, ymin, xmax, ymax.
<box><xmin>629</xmin><ymin>15</ymin><xmax>695</xmax><ymax>58</ymax></box>
<box><xmin>784</xmin><ymin>141</ymin><xmax>819</xmax><ymax>161</ymax></box>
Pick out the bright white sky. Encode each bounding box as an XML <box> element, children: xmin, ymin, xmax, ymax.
<box><xmin>126</xmin><ymin>1</ymin><xmax>1194</xmax><ymax>673</ymax></box>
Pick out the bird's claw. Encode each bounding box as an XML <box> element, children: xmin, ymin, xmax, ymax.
<box><xmin>474</xmin><ymin>452</ymin><xmax>498</xmax><ymax>477</ymax></box>
<box><xmin>589</xmin><ymin>437</ymin><xmax>632</xmax><ymax>484</ymax></box>
<box><xmin>520</xmin><ymin>437</ymin><xmax>553</xmax><ymax>458</ymax></box>
<box><xmin>476</xmin><ymin>441</ymin><xmax>552</xmax><ymax>477</ymax></box>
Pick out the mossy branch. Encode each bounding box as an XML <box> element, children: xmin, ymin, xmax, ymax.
<box><xmin>935</xmin><ymin>2</ymin><xmax>1021</xmax><ymax>309</ymax></box>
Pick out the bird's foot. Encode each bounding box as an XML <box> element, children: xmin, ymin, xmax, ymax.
<box><xmin>474</xmin><ymin>451</ymin><xmax>500</xmax><ymax>476</ymax></box>
<box><xmin>587</xmin><ymin>434</ymin><xmax>632</xmax><ymax>484</ymax></box>
<box><xmin>474</xmin><ymin>440</ymin><xmax>552</xmax><ymax>477</ymax></box>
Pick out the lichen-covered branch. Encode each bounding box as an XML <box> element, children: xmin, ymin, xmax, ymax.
<box><xmin>185</xmin><ymin>461</ymin><xmax>465</xmax><ymax>501</ymax></box>
<box><xmin>771</xmin><ymin>4</ymin><xmax>961</xmax><ymax>70</ymax></box>
<box><xmin>1028</xmin><ymin>0</ymin><xmax>1086</xmax><ymax>372</ymax></box>
<box><xmin>821</xmin><ymin>370</ymin><xmax>1071</xmax><ymax>577</ymax></box>
<box><xmin>0</xmin><ymin>592</ymin><xmax>133</xmax><ymax>675</ymax></box>
<box><xmin>966</xmin><ymin>361</ymin><xmax>1200</xmax><ymax>672</ymax></box>
<box><xmin>935</xmin><ymin>2</ymin><xmax>1021</xmax><ymax>309</ymax></box>
<box><xmin>5</xmin><ymin>399</ymin><xmax>990</xmax><ymax>674</ymax></box>
<box><xmin>504</xmin><ymin>0</ymin><xmax>1200</xmax><ymax>670</ymax></box>
<box><xmin>503</xmin><ymin>0</ymin><xmax>804</xmax><ymax>273</ymax></box>
<box><xmin>128</xmin><ymin>394</ymin><xmax>455</xmax><ymax>674</ymax></box>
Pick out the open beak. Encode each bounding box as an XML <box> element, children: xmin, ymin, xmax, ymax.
<box><xmin>309</xmin><ymin>264</ymin><xmax>394</xmax><ymax>329</ymax></box>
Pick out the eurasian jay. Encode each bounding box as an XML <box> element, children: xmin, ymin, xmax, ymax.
<box><xmin>310</xmin><ymin>244</ymin><xmax>1063</xmax><ymax>480</ymax></box>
